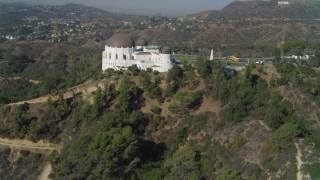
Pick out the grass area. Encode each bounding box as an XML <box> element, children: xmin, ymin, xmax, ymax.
<box><xmin>173</xmin><ymin>54</ymin><xmax>231</xmax><ymax>64</ymax></box>
<box><xmin>305</xmin><ymin>163</ymin><xmax>320</xmax><ymax>179</ymax></box>
<box><xmin>173</xmin><ymin>54</ymin><xmax>202</xmax><ymax>62</ymax></box>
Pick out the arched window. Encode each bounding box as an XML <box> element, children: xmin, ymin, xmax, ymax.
<box><xmin>115</xmin><ymin>54</ymin><xmax>118</xmax><ymax>59</ymax></box>
<box><xmin>123</xmin><ymin>54</ymin><xmax>126</xmax><ymax>60</ymax></box>
<box><xmin>109</xmin><ymin>53</ymin><xmax>111</xmax><ymax>59</ymax></box>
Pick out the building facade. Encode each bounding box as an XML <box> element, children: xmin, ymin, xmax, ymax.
<box><xmin>102</xmin><ymin>34</ymin><xmax>173</xmax><ymax>72</ymax></box>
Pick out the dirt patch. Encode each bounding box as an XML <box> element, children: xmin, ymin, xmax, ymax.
<box><xmin>192</xmin><ymin>95</ymin><xmax>222</xmax><ymax>115</ymax></box>
<box><xmin>140</xmin><ymin>95</ymin><xmax>160</xmax><ymax>114</ymax></box>
<box><xmin>252</xmin><ymin>64</ymin><xmax>281</xmax><ymax>84</ymax></box>
<box><xmin>215</xmin><ymin>120</ymin><xmax>272</xmax><ymax>166</ymax></box>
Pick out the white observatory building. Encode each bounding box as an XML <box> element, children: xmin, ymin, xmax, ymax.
<box><xmin>102</xmin><ymin>34</ymin><xmax>173</xmax><ymax>72</ymax></box>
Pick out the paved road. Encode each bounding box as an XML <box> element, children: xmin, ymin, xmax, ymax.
<box><xmin>238</xmin><ymin>57</ymin><xmax>275</xmax><ymax>63</ymax></box>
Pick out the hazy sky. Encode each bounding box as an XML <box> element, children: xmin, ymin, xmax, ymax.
<box><xmin>0</xmin><ymin>0</ymin><xmax>235</xmax><ymax>17</ymax></box>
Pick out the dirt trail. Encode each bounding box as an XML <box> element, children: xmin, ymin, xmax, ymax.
<box><xmin>0</xmin><ymin>77</ymin><xmax>41</xmax><ymax>84</ymax></box>
<box><xmin>295</xmin><ymin>140</ymin><xmax>313</xmax><ymax>180</ymax></box>
<box><xmin>295</xmin><ymin>141</ymin><xmax>303</xmax><ymax>180</ymax></box>
<box><xmin>2</xmin><ymin>79</ymin><xmax>105</xmax><ymax>179</ymax></box>
<box><xmin>0</xmin><ymin>137</ymin><xmax>59</xmax><ymax>154</ymax></box>
<box><xmin>0</xmin><ymin>138</ymin><xmax>59</xmax><ymax>180</ymax></box>
<box><xmin>37</xmin><ymin>163</ymin><xmax>52</xmax><ymax>180</ymax></box>
<box><xmin>258</xmin><ymin>120</ymin><xmax>271</xmax><ymax>131</ymax></box>
<box><xmin>6</xmin><ymin>79</ymin><xmax>105</xmax><ymax>106</ymax></box>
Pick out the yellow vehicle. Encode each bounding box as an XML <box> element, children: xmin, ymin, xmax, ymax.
<box><xmin>229</xmin><ymin>56</ymin><xmax>240</xmax><ymax>62</ymax></box>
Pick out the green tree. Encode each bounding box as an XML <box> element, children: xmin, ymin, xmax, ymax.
<box><xmin>166</xmin><ymin>65</ymin><xmax>183</xmax><ymax>84</ymax></box>
<box><xmin>92</xmin><ymin>87</ymin><xmax>104</xmax><ymax>117</ymax></box>
<box><xmin>267</xmin><ymin>122</ymin><xmax>300</xmax><ymax>152</ymax></box>
<box><xmin>196</xmin><ymin>58</ymin><xmax>212</xmax><ymax>78</ymax></box>
<box><xmin>28</xmin><ymin>120</ymin><xmax>39</xmax><ymax>141</ymax></box>
<box><xmin>273</xmin><ymin>47</ymin><xmax>281</xmax><ymax>61</ymax></box>
<box><xmin>117</xmin><ymin>80</ymin><xmax>142</xmax><ymax>113</ymax></box>
<box><xmin>128</xmin><ymin>111</ymin><xmax>149</xmax><ymax>134</ymax></box>
<box><xmin>313</xmin><ymin>129</ymin><xmax>320</xmax><ymax>155</ymax></box>
<box><xmin>282</xmin><ymin>40</ymin><xmax>306</xmax><ymax>55</ymax></box>
<box><xmin>12</xmin><ymin>104</ymin><xmax>29</xmax><ymax>135</ymax></box>
<box><xmin>12</xmin><ymin>108</ymin><xmax>26</xmax><ymax>134</ymax></box>
<box><xmin>128</xmin><ymin>64</ymin><xmax>140</xmax><ymax>75</ymax></box>
<box><xmin>209</xmin><ymin>69</ymin><xmax>230</xmax><ymax>103</ymax></box>
<box><xmin>168</xmin><ymin>91</ymin><xmax>202</xmax><ymax>114</ymax></box>
<box><xmin>52</xmin><ymin>126</ymin><xmax>140</xmax><ymax>179</ymax></box>
<box><xmin>164</xmin><ymin>146</ymin><xmax>200</xmax><ymax>179</ymax></box>
<box><xmin>309</xmin><ymin>43</ymin><xmax>320</xmax><ymax>67</ymax></box>
<box><xmin>224</xmin><ymin>67</ymin><xmax>256</xmax><ymax>122</ymax></box>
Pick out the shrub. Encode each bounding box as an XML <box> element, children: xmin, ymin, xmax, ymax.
<box><xmin>128</xmin><ymin>65</ymin><xmax>140</xmax><ymax>75</ymax></box>
<box><xmin>164</xmin><ymin>146</ymin><xmax>200</xmax><ymax>179</ymax></box>
<box><xmin>168</xmin><ymin>91</ymin><xmax>202</xmax><ymax>114</ymax></box>
<box><xmin>173</xmin><ymin>128</ymin><xmax>188</xmax><ymax>144</ymax></box>
<box><xmin>313</xmin><ymin>130</ymin><xmax>320</xmax><ymax>155</ymax></box>
<box><xmin>216</xmin><ymin>169</ymin><xmax>242</xmax><ymax>180</ymax></box>
<box><xmin>267</xmin><ymin>122</ymin><xmax>300</xmax><ymax>152</ymax></box>
<box><xmin>305</xmin><ymin>163</ymin><xmax>320</xmax><ymax>179</ymax></box>
<box><xmin>231</xmin><ymin>136</ymin><xmax>247</xmax><ymax>151</ymax></box>
<box><xmin>151</xmin><ymin>106</ymin><xmax>162</xmax><ymax>114</ymax></box>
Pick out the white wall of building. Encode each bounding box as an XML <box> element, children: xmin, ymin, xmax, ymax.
<box><xmin>102</xmin><ymin>45</ymin><xmax>173</xmax><ymax>72</ymax></box>
<box><xmin>278</xmin><ymin>1</ymin><xmax>289</xmax><ymax>5</ymax></box>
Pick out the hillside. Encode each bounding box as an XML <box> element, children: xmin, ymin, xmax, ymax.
<box><xmin>0</xmin><ymin>3</ymin><xmax>120</xmax><ymax>27</ymax></box>
<box><xmin>188</xmin><ymin>0</ymin><xmax>320</xmax><ymax>20</ymax></box>
<box><xmin>2</xmin><ymin>2</ymin><xmax>320</xmax><ymax>57</ymax></box>
<box><xmin>0</xmin><ymin>40</ymin><xmax>102</xmax><ymax>105</ymax></box>
<box><xmin>0</xmin><ymin>61</ymin><xmax>319</xmax><ymax>179</ymax></box>
<box><xmin>0</xmin><ymin>2</ymin><xmax>320</xmax><ymax>179</ymax></box>
<box><xmin>128</xmin><ymin>20</ymin><xmax>320</xmax><ymax>57</ymax></box>
<box><xmin>181</xmin><ymin>0</ymin><xmax>320</xmax><ymax>56</ymax></box>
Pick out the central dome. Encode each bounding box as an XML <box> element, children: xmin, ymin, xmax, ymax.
<box><xmin>160</xmin><ymin>46</ymin><xmax>172</xmax><ymax>54</ymax></box>
<box><xmin>136</xmin><ymin>38</ymin><xmax>148</xmax><ymax>46</ymax></box>
<box><xmin>108</xmin><ymin>34</ymin><xmax>135</xmax><ymax>48</ymax></box>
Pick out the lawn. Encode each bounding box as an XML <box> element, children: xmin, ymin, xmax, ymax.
<box><xmin>172</xmin><ymin>54</ymin><xmax>202</xmax><ymax>62</ymax></box>
<box><xmin>172</xmin><ymin>54</ymin><xmax>242</xmax><ymax>67</ymax></box>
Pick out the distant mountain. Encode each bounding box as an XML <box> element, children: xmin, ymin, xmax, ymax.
<box><xmin>0</xmin><ymin>3</ymin><xmax>121</xmax><ymax>26</ymax></box>
<box><xmin>187</xmin><ymin>0</ymin><xmax>320</xmax><ymax>20</ymax></box>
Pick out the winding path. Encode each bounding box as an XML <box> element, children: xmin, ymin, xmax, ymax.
<box><xmin>6</xmin><ymin>79</ymin><xmax>104</xmax><ymax>106</ymax></box>
<box><xmin>0</xmin><ymin>138</ymin><xmax>58</xmax><ymax>154</ymax></box>
<box><xmin>0</xmin><ymin>138</ymin><xmax>59</xmax><ymax>180</ymax></box>
<box><xmin>0</xmin><ymin>77</ymin><xmax>41</xmax><ymax>84</ymax></box>
<box><xmin>295</xmin><ymin>142</ymin><xmax>303</xmax><ymax>180</ymax></box>
<box><xmin>1</xmin><ymin>79</ymin><xmax>108</xmax><ymax>179</ymax></box>
<box><xmin>295</xmin><ymin>140</ymin><xmax>313</xmax><ymax>180</ymax></box>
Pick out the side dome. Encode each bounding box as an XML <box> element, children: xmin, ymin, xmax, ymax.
<box><xmin>136</xmin><ymin>38</ymin><xmax>148</xmax><ymax>46</ymax></box>
<box><xmin>107</xmin><ymin>33</ymin><xmax>135</xmax><ymax>48</ymax></box>
<box><xmin>160</xmin><ymin>46</ymin><xmax>172</xmax><ymax>54</ymax></box>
